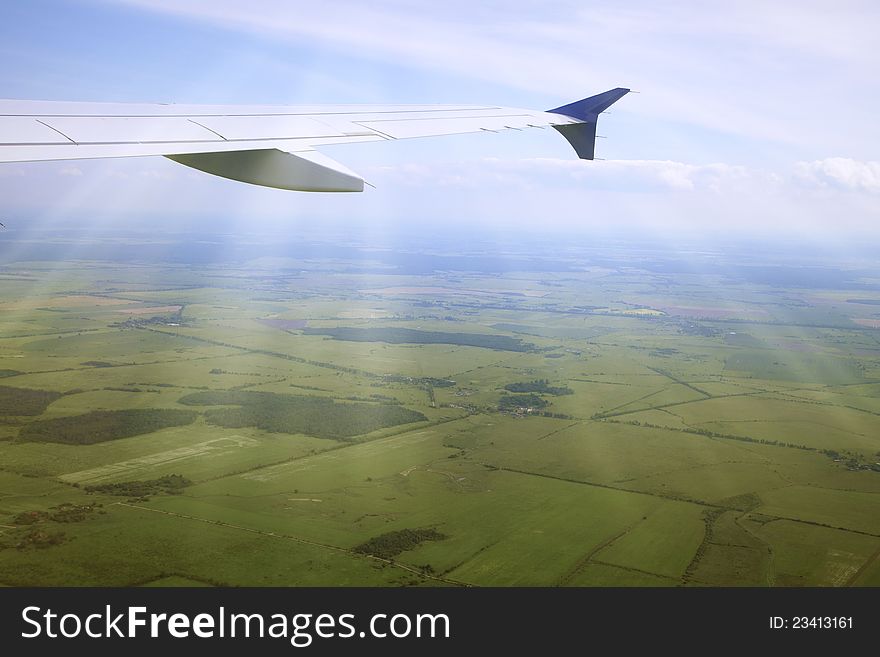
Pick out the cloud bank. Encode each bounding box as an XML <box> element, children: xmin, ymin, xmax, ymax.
<box><xmin>795</xmin><ymin>158</ymin><xmax>880</xmax><ymax>193</ymax></box>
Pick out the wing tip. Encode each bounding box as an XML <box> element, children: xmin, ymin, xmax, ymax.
<box><xmin>546</xmin><ymin>87</ymin><xmax>630</xmax><ymax>160</ymax></box>
<box><xmin>547</xmin><ymin>88</ymin><xmax>630</xmax><ymax>122</ymax></box>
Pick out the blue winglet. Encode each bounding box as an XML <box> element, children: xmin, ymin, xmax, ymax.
<box><xmin>548</xmin><ymin>88</ymin><xmax>630</xmax><ymax>122</ymax></box>
<box><xmin>547</xmin><ymin>88</ymin><xmax>629</xmax><ymax>159</ymax></box>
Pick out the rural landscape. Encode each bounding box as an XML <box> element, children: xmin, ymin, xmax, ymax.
<box><xmin>1</xmin><ymin>227</ymin><xmax>879</xmax><ymax>587</ymax></box>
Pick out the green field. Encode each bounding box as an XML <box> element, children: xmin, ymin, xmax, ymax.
<box><xmin>1</xmin><ymin>237</ymin><xmax>879</xmax><ymax>587</ymax></box>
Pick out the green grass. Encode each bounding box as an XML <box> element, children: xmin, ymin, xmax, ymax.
<box><xmin>563</xmin><ymin>563</ymin><xmax>676</xmax><ymax>586</ymax></box>
<box><xmin>0</xmin><ymin>420</ymin><xmax>337</xmax><ymax>482</ymax></box>
<box><xmin>593</xmin><ymin>501</ymin><xmax>705</xmax><ymax>579</ymax></box>
<box><xmin>0</xmin><ymin>503</ymin><xmax>408</xmax><ymax>586</ymax></box>
<box><xmin>648</xmin><ymin>395</ymin><xmax>880</xmax><ymax>454</ymax></box>
<box><xmin>724</xmin><ymin>351</ymin><xmax>864</xmax><ymax>384</ymax></box>
<box><xmin>850</xmin><ymin>552</ymin><xmax>880</xmax><ymax>586</ymax></box>
<box><xmin>443</xmin><ymin>472</ymin><xmax>665</xmax><ymax>585</ymax></box>
<box><xmin>140</xmin><ymin>575</ymin><xmax>215</xmax><ymax>587</ymax></box>
<box><xmin>757</xmin><ymin>486</ymin><xmax>880</xmax><ymax>535</ymax></box>
<box><xmin>2</xmin><ymin>252</ymin><xmax>880</xmax><ymax>587</ymax></box>
<box><xmin>685</xmin><ymin>510</ymin><xmax>771</xmax><ymax>586</ymax></box>
<box><xmin>754</xmin><ymin>520</ymin><xmax>880</xmax><ymax>586</ymax></box>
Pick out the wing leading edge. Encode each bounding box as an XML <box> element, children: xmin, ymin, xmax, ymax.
<box><xmin>0</xmin><ymin>88</ymin><xmax>629</xmax><ymax>192</ymax></box>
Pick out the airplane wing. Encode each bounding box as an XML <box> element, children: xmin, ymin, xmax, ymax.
<box><xmin>0</xmin><ymin>88</ymin><xmax>629</xmax><ymax>192</ymax></box>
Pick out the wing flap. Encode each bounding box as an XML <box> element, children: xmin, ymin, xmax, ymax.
<box><xmin>165</xmin><ymin>148</ymin><xmax>364</xmax><ymax>192</ymax></box>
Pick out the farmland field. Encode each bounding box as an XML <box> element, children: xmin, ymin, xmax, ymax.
<box><xmin>1</xmin><ymin>229</ymin><xmax>879</xmax><ymax>587</ymax></box>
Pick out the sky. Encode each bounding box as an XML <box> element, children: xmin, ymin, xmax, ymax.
<box><xmin>1</xmin><ymin>0</ymin><xmax>878</xmax><ymax>243</ymax></box>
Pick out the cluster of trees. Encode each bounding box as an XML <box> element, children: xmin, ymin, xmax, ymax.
<box><xmin>368</xmin><ymin>393</ymin><xmax>398</xmax><ymax>402</ymax></box>
<box><xmin>302</xmin><ymin>327</ymin><xmax>534</xmax><ymax>352</ymax></box>
<box><xmin>498</xmin><ymin>393</ymin><xmax>549</xmax><ymax>412</ymax></box>
<box><xmin>353</xmin><ymin>528</ymin><xmax>447</xmax><ymax>560</ymax></box>
<box><xmin>382</xmin><ymin>375</ymin><xmax>456</xmax><ymax>388</ymax></box>
<box><xmin>14</xmin><ymin>529</ymin><xmax>67</xmax><ymax>550</ymax></box>
<box><xmin>209</xmin><ymin>369</ymin><xmax>262</xmax><ymax>376</ymax></box>
<box><xmin>104</xmin><ymin>386</ymin><xmax>158</xmax><ymax>393</ymax></box>
<box><xmin>342</xmin><ymin>395</ymin><xmax>402</xmax><ymax>405</ymax></box>
<box><xmin>114</xmin><ymin>315</ymin><xmax>182</xmax><ymax>329</ymax></box>
<box><xmin>19</xmin><ymin>409</ymin><xmax>197</xmax><ymax>444</ymax></box>
<box><xmin>113</xmin><ymin>307</ymin><xmax>184</xmax><ymax>329</ymax></box>
<box><xmin>820</xmin><ymin>448</ymin><xmax>880</xmax><ymax>471</ymax></box>
<box><xmin>0</xmin><ymin>385</ymin><xmax>62</xmax><ymax>416</ymax></box>
<box><xmin>440</xmin><ymin>401</ymin><xmax>572</xmax><ymax>419</ymax></box>
<box><xmin>504</xmin><ymin>379</ymin><xmax>573</xmax><ymax>396</ymax></box>
<box><xmin>13</xmin><ymin>503</ymin><xmax>100</xmax><ymax>525</ymax></box>
<box><xmin>85</xmin><ymin>474</ymin><xmax>191</xmax><ymax>500</ymax></box>
<box><xmin>179</xmin><ymin>390</ymin><xmax>426</xmax><ymax>440</ymax></box>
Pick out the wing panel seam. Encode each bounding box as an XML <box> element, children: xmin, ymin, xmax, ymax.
<box><xmin>187</xmin><ymin>119</ymin><xmax>228</xmax><ymax>141</ymax></box>
<box><xmin>34</xmin><ymin>119</ymin><xmax>76</xmax><ymax>144</ymax></box>
<box><xmin>354</xmin><ymin>124</ymin><xmax>396</xmax><ymax>140</ymax></box>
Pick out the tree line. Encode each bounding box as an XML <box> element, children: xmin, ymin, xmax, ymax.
<box><xmin>302</xmin><ymin>327</ymin><xmax>534</xmax><ymax>352</ymax></box>
<box><xmin>19</xmin><ymin>409</ymin><xmax>197</xmax><ymax>444</ymax></box>
<box><xmin>0</xmin><ymin>385</ymin><xmax>62</xmax><ymax>416</ymax></box>
<box><xmin>504</xmin><ymin>379</ymin><xmax>574</xmax><ymax>396</ymax></box>
<box><xmin>179</xmin><ymin>390</ymin><xmax>426</xmax><ymax>440</ymax></box>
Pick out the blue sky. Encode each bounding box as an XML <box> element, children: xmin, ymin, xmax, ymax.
<box><xmin>1</xmin><ymin>0</ymin><xmax>878</xmax><ymax>241</ymax></box>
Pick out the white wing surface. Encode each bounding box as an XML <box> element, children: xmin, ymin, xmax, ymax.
<box><xmin>0</xmin><ymin>89</ymin><xmax>629</xmax><ymax>192</ymax></box>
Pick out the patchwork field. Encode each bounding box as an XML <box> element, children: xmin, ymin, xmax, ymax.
<box><xmin>1</xmin><ymin>235</ymin><xmax>879</xmax><ymax>587</ymax></box>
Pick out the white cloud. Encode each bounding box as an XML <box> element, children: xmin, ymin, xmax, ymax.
<box><xmin>349</xmin><ymin>155</ymin><xmax>879</xmax><ymax>238</ymax></box>
<box><xmin>366</xmin><ymin>157</ymin><xmax>758</xmax><ymax>194</ymax></box>
<box><xmin>794</xmin><ymin>158</ymin><xmax>880</xmax><ymax>193</ymax></box>
<box><xmin>6</xmin><ymin>151</ymin><xmax>876</xmax><ymax>240</ymax></box>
